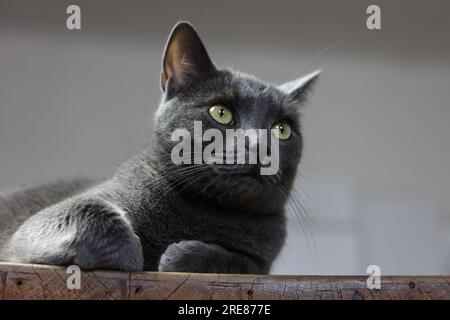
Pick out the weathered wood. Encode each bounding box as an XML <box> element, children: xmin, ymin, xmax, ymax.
<box><xmin>0</xmin><ymin>262</ymin><xmax>449</xmax><ymax>300</ymax></box>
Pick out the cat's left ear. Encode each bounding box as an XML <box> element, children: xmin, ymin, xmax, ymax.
<box><xmin>160</xmin><ymin>22</ymin><xmax>216</xmax><ymax>96</ymax></box>
<box><xmin>278</xmin><ymin>70</ymin><xmax>321</xmax><ymax>104</ymax></box>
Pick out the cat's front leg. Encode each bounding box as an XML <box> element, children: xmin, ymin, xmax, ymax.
<box><xmin>158</xmin><ymin>240</ymin><xmax>265</xmax><ymax>274</ymax></box>
<box><xmin>3</xmin><ymin>198</ymin><xmax>143</xmax><ymax>271</ymax></box>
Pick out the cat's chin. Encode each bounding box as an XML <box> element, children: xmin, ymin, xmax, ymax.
<box><xmin>213</xmin><ymin>167</ymin><xmax>265</xmax><ymax>190</ymax></box>
<box><xmin>210</xmin><ymin>164</ymin><xmax>259</xmax><ymax>176</ymax></box>
<box><xmin>209</xmin><ymin>164</ymin><xmax>282</xmax><ymax>190</ymax></box>
<box><xmin>209</xmin><ymin>179</ymin><xmax>285</xmax><ymax>212</ymax></box>
<box><xmin>215</xmin><ymin>173</ymin><xmax>273</xmax><ymax>199</ymax></box>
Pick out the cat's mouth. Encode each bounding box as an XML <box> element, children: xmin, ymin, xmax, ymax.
<box><xmin>211</xmin><ymin>164</ymin><xmax>261</xmax><ymax>181</ymax></box>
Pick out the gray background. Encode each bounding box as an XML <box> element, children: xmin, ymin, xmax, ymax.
<box><xmin>1</xmin><ymin>0</ymin><xmax>449</xmax><ymax>274</ymax></box>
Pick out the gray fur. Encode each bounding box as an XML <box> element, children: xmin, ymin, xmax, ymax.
<box><xmin>0</xmin><ymin>22</ymin><xmax>320</xmax><ymax>273</ymax></box>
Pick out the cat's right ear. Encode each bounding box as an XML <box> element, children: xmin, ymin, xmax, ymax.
<box><xmin>160</xmin><ymin>22</ymin><xmax>216</xmax><ymax>96</ymax></box>
<box><xmin>278</xmin><ymin>70</ymin><xmax>321</xmax><ymax>105</ymax></box>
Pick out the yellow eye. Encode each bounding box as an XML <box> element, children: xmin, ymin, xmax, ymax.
<box><xmin>272</xmin><ymin>120</ymin><xmax>292</xmax><ymax>140</ymax></box>
<box><xmin>208</xmin><ymin>105</ymin><xmax>233</xmax><ymax>125</ymax></box>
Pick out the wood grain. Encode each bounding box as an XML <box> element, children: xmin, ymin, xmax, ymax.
<box><xmin>0</xmin><ymin>262</ymin><xmax>449</xmax><ymax>300</ymax></box>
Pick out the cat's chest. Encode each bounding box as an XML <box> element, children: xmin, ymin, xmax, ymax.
<box><xmin>135</xmin><ymin>196</ymin><xmax>284</xmax><ymax>250</ymax></box>
<box><xmin>127</xmin><ymin>190</ymin><xmax>286</xmax><ymax>270</ymax></box>
<box><xmin>147</xmin><ymin>201</ymin><xmax>257</xmax><ymax>241</ymax></box>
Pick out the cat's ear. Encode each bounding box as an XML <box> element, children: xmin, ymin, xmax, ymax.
<box><xmin>160</xmin><ymin>22</ymin><xmax>216</xmax><ymax>95</ymax></box>
<box><xmin>278</xmin><ymin>70</ymin><xmax>321</xmax><ymax>104</ymax></box>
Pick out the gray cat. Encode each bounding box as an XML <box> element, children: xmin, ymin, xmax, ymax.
<box><xmin>0</xmin><ymin>22</ymin><xmax>320</xmax><ymax>273</ymax></box>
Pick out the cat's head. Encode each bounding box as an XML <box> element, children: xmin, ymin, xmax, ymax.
<box><xmin>153</xmin><ymin>22</ymin><xmax>320</xmax><ymax>213</ymax></box>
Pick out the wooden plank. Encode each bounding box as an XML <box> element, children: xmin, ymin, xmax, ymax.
<box><xmin>0</xmin><ymin>262</ymin><xmax>449</xmax><ymax>300</ymax></box>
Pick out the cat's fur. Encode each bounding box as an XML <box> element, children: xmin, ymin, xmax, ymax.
<box><xmin>0</xmin><ymin>22</ymin><xmax>320</xmax><ymax>273</ymax></box>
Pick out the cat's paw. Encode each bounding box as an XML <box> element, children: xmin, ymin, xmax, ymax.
<box><xmin>74</xmin><ymin>227</ymin><xmax>144</xmax><ymax>272</ymax></box>
<box><xmin>72</xmin><ymin>200</ymin><xmax>144</xmax><ymax>271</ymax></box>
<box><xmin>3</xmin><ymin>198</ymin><xmax>144</xmax><ymax>271</ymax></box>
<box><xmin>158</xmin><ymin>240</ymin><xmax>228</xmax><ymax>273</ymax></box>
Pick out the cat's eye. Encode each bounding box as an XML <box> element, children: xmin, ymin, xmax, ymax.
<box><xmin>272</xmin><ymin>120</ymin><xmax>292</xmax><ymax>140</ymax></box>
<box><xmin>208</xmin><ymin>105</ymin><xmax>233</xmax><ymax>125</ymax></box>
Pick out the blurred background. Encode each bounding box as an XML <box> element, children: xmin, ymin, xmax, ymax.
<box><xmin>1</xmin><ymin>0</ymin><xmax>449</xmax><ymax>275</ymax></box>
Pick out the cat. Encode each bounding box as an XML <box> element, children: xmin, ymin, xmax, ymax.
<box><xmin>0</xmin><ymin>22</ymin><xmax>320</xmax><ymax>273</ymax></box>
